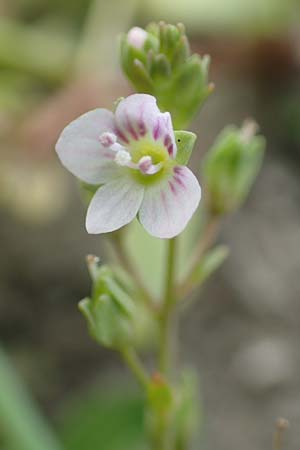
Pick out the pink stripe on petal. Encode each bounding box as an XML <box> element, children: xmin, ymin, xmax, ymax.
<box><xmin>164</xmin><ymin>135</ymin><xmax>171</xmax><ymax>147</ymax></box>
<box><xmin>174</xmin><ymin>175</ymin><xmax>186</xmax><ymax>188</ymax></box>
<box><xmin>139</xmin><ymin>166</ymin><xmax>201</xmax><ymax>238</ymax></box>
<box><xmin>138</xmin><ymin>119</ymin><xmax>146</xmax><ymax>136</ymax></box>
<box><xmin>125</xmin><ymin>113</ymin><xmax>139</xmax><ymax>140</ymax></box>
<box><xmin>167</xmin><ymin>144</ymin><xmax>174</xmax><ymax>155</ymax></box>
<box><xmin>174</xmin><ymin>166</ymin><xmax>185</xmax><ymax>175</ymax></box>
<box><xmin>115</xmin><ymin>128</ymin><xmax>129</xmax><ymax>144</ymax></box>
<box><xmin>169</xmin><ymin>180</ymin><xmax>177</xmax><ymax>195</ymax></box>
<box><xmin>161</xmin><ymin>189</ymin><xmax>167</xmax><ymax>208</ymax></box>
<box><xmin>153</xmin><ymin>118</ymin><xmax>161</xmax><ymax>140</ymax></box>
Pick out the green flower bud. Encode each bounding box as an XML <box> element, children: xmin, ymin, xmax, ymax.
<box><xmin>120</xmin><ymin>22</ymin><xmax>212</xmax><ymax>129</ymax></box>
<box><xmin>202</xmin><ymin>120</ymin><xmax>265</xmax><ymax>215</ymax></box>
<box><xmin>79</xmin><ymin>257</ymin><xmax>135</xmax><ymax>348</ymax></box>
<box><xmin>79</xmin><ymin>256</ymin><xmax>156</xmax><ymax>349</ymax></box>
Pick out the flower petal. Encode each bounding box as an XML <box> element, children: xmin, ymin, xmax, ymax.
<box><xmin>86</xmin><ymin>176</ymin><xmax>144</xmax><ymax>234</ymax></box>
<box><xmin>115</xmin><ymin>94</ymin><xmax>177</xmax><ymax>157</ymax></box>
<box><xmin>139</xmin><ymin>166</ymin><xmax>201</xmax><ymax>238</ymax></box>
<box><xmin>55</xmin><ymin>109</ymin><xmax>119</xmax><ymax>184</ymax></box>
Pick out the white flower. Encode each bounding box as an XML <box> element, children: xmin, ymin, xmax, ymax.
<box><xmin>55</xmin><ymin>94</ymin><xmax>201</xmax><ymax>239</ymax></box>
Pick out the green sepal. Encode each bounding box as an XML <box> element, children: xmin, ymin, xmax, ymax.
<box><xmin>79</xmin><ymin>294</ymin><xmax>133</xmax><ymax>349</ymax></box>
<box><xmin>174</xmin><ymin>131</ymin><xmax>197</xmax><ymax>165</ymax></box>
<box><xmin>150</xmin><ymin>54</ymin><xmax>171</xmax><ymax>81</ymax></box>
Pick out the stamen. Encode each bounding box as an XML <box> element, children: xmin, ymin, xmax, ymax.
<box><xmin>137</xmin><ymin>155</ymin><xmax>162</xmax><ymax>175</ymax></box>
<box><xmin>138</xmin><ymin>156</ymin><xmax>152</xmax><ymax>173</ymax></box>
<box><xmin>114</xmin><ymin>150</ymin><xmax>132</xmax><ymax>166</ymax></box>
<box><xmin>99</xmin><ymin>132</ymin><xmax>117</xmax><ymax>147</ymax></box>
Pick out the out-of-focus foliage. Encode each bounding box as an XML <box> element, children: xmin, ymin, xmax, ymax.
<box><xmin>0</xmin><ymin>347</ymin><xmax>63</xmax><ymax>450</ymax></box>
<box><xmin>60</xmin><ymin>384</ymin><xmax>145</xmax><ymax>450</ymax></box>
<box><xmin>144</xmin><ymin>0</ymin><xmax>297</xmax><ymax>35</ymax></box>
<box><xmin>0</xmin><ymin>161</ymin><xmax>68</xmax><ymax>223</ymax></box>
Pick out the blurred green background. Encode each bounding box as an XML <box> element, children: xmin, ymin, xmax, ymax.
<box><xmin>1</xmin><ymin>0</ymin><xmax>300</xmax><ymax>449</ymax></box>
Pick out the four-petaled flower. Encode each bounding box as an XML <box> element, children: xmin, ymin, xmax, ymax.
<box><xmin>55</xmin><ymin>94</ymin><xmax>201</xmax><ymax>238</ymax></box>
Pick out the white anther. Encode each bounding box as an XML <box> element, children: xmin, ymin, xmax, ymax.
<box><xmin>99</xmin><ymin>132</ymin><xmax>117</xmax><ymax>147</ymax></box>
<box><xmin>115</xmin><ymin>150</ymin><xmax>132</xmax><ymax>166</ymax></box>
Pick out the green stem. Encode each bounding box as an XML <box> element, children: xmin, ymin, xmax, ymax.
<box><xmin>159</xmin><ymin>238</ymin><xmax>177</xmax><ymax>375</ymax></box>
<box><xmin>109</xmin><ymin>232</ymin><xmax>156</xmax><ymax>310</ymax></box>
<box><xmin>120</xmin><ymin>347</ymin><xmax>149</xmax><ymax>389</ymax></box>
<box><xmin>178</xmin><ymin>214</ymin><xmax>220</xmax><ymax>298</ymax></box>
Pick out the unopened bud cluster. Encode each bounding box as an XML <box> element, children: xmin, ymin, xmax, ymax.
<box><xmin>120</xmin><ymin>22</ymin><xmax>212</xmax><ymax>128</ymax></box>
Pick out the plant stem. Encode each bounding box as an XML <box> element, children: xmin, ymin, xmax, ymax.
<box><xmin>159</xmin><ymin>238</ymin><xmax>178</xmax><ymax>375</ymax></box>
<box><xmin>179</xmin><ymin>214</ymin><xmax>220</xmax><ymax>298</ymax></box>
<box><xmin>120</xmin><ymin>347</ymin><xmax>150</xmax><ymax>389</ymax></box>
<box><xmin>109</xmin><ymin>232</ymin><xmax>156</xmax><ymax>310</ymax></box>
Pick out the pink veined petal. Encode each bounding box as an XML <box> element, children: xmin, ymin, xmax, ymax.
<box><xmin>139</xmin><ymin>166</ymin><xmax>201</xmax><ymax>239</ymax></box>
<box><xmin>115</xmin><ymin>94</ymin><xmax>159</xmax><ymax>142</ymax></box>
<box><xmin>55</xmin><ymin>109</ymin><xmax>120</xmax><ymax>184</ymax></box>
<box><xmin>154</xmin><ymin>112</ymin><xmax>177</xmax><ymax>158</ymax></box>
<box><xmin>86</xmin><ymin>176</ymin><xmax>144</xmax><ymax>234</ymax></box>
<box><xmin>114</xmin><ymin>94</ymin><xmax>177</xmax><ymax>158</ymax></box>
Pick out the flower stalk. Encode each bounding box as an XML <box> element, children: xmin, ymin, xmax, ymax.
<box><xmin>159</xmin><ymin>238</ymin><xmax>178</xmax><ymax>376</ymax></box>
<box><xmin>120</xmin><ymin>347</ymin><xmax>150</xmax><ymax>389</ymax></box>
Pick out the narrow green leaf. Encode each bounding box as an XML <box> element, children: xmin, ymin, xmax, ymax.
<box><xmin>0</xmin><ymin>346</ymin><xmax>63</xmax><ymax>450</ymax></box>
<box><xmin>189</xmin><ymin>245</ymin><xmax>229</xmax><ymax>287</ymax></box>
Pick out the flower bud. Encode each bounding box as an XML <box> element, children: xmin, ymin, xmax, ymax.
<box><xmin>120</xmin><ymin>22</ymin><xmax>212</xmax><ymax>128</ymax></box>
<box><xmin>127</xmin><ymin>27</ymin><xmax>148</xmax><ymax>50</ymax></box>
<box><xmin>202</xmin><ymin>120</ymin><xmax>265</xmax><ymax>215</ymax></box>
<box><xmin>79</xmin><ymin>256</ymin><xmax>155</xmax><ymax>349</ymax></box>
<box><xmin>79</xmin><ymin>261</ymin><xmax>134</xmax><ymax>348</ymax></box>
